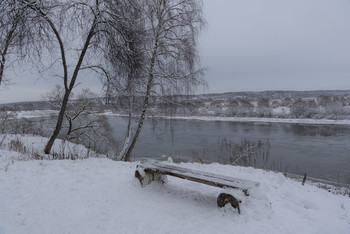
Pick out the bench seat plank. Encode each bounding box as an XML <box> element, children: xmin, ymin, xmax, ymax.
<box><xmin>139</xmin><ymin>163</ymin><xmax>259</xmax><ymax>192</ymax></box>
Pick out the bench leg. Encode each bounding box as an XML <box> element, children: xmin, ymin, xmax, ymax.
<box><xmin>135</xmin><ymin>167</ymin><xmax>167</xmax><ymax>186</ymax></box>
<box><xmin>217</xmin><ymin>193</ymin><xmax>241</xmax><ymax>214</ymax></box>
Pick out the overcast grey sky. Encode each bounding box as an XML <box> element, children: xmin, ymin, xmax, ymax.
<box><xmin>200</xmin><ymin>0</ymin><xmax>350</xmax><ymax>93</ymax></box>
<box><xmin>1</xmin><ymin>0</ymin><xmax>350</xmax><ymax>104</ymax></box>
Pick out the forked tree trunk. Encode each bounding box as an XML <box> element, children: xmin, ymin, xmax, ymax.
<box><xmin>22</xmin><ymin>2</ymin><xmax>98</xmax><ymax>155</ymax></box>
<box><xmin>43</xmin><ymin>18</ymin><xmax>96</xmax><ymax>154</ymax></box>
<box><xmin>44</xmin><ymin>90</ymin><xmax>71</xmax><ymax>154</ymax></box>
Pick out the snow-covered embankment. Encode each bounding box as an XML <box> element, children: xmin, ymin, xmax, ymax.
<box><xmin>0</xmin><ymin>135</ymin><xmax>349</xmax><ymax>234</ymax></box>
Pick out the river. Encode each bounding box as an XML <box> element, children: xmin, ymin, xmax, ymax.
<box><xmin>108</xmin><ymin>116</ymin><xmax>350</xmax><ymax>185</ymax></box>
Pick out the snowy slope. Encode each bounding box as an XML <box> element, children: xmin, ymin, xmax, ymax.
<box><xmin>0</xmin><ymin>135</ymin><xmax>102</xmax><ymax>160</ymax></box>
<box><xmin>0</xmin><ymin>137</ymin><xmax>349</xmax><ymax>234</ymax></box>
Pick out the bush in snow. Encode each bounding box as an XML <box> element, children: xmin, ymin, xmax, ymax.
<box><xmin>216</xmin><ymin>138</ymin><xmax>271</xmax><ymax>168</ymax></box>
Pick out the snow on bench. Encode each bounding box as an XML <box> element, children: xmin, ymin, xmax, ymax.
<box><xmin>135</xmin><ymin>162</ymin><xmax>260</xmax><ymax>214</ymax></box>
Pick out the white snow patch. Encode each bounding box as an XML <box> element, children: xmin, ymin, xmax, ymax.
<box><xmin>104</xmin><ymin>113</ymin><xmax>350</xmax><ymax>125</ymax></box>
<box><xmin>272</xmin><ymin>106</ymin><xmax>291</xmax><ymax>115</ymax></box>
<box><xmin>16</xmin><ymin>110</ymin><xmax>58</xmax><ymax>118</ymax></box>
<box><xmin>166</xmin><ymin>116</ymin><xmax>350</xmax><ymax>125</ymax></box>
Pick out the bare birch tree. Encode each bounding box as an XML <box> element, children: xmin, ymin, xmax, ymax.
<box><xmin>102</xmin><ymin>0</ymin><xmax>147</xmax><ymax>159</ymax></box>
<box><xmin>106</xmin><ymin>0</ymin><xmax>206</xmax><ymax>161</ymax></box>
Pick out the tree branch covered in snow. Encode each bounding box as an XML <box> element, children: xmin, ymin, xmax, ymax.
<box><xmin>104</xmin><ymin>0</ymin><xmax>206</xmax><ymax>161</ymax></box>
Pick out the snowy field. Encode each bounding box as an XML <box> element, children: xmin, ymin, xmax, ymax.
<box><xmin>16</xmin><ymin>110</ymin><xmax>58</xmax><ymax>119</ymax></box>
<box><xmin>11</xmin><ymin>110</ymin><xmax>350</xmax><ymax>125</ymax></box>
<box><xmin>0</xmin><ymin>135</ymin><xmax>349</xmax><ymax>234</ymax></box>
<box><xmin>103</xmin><ymin>112</ymin><xmax>350</xmax><ymax>125</ymax></box>
<box><xmin>158</xmin><ymin>115</ymin><xmax>350</xmax><ymax>125</ymax></box>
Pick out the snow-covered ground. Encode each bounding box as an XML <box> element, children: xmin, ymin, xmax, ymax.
<box><xmin>160</xmin><ymin>115</ymin><xmax>350</xmax><ymax>125</ymax></box>
<box><xmin>0</xmin><ymin>135</ymin><xmax>349</xmax><ymax>234</ymax></box>
<box><xmin>0</xmin><ymin>135</ymin><xmax>101</xmax><ymax>160</ymax></box>
<box><xmin>16</xmin><ymin>110</ymin><xmax>58</xmax><ymax>118</ymax></box>
<box><xmin>10</xmin><ymin>110</ymin><xmax>350</xmax><ymax>125</ymax></box>
<box><xmin>104</xmin><ymin>112</ymin><xmax>350</xmax><ymax>125</ymax></box>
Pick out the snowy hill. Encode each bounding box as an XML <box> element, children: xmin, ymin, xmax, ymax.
<box><xmin>3</xmin><ymin>90</ymin><xmax>350</xmax><ymax>120</ymax></box>
<box><xmin>0</xmin><ymin>135</ymin><xmax>349</xmax><ymax>233</ymax></box>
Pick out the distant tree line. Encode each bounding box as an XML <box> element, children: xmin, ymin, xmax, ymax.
<box><xmin>106</xmin><ymin>94</ymin><xmax>350</xmax><ymax>120</ymax></box>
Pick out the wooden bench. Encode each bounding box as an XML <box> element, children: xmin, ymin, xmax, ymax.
<box><xmin>135</xmin><ymin>162</ymin><xmax>259</xmax><ymax>214</ymax></box>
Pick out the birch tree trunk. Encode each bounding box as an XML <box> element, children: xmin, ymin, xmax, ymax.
<box><xmin>122</xmin><ymin>38</ymin><xmax>159</xmax><ymax>161</ymax></box>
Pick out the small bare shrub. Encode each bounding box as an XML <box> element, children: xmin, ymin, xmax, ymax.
<box><xmin>0</xmin><ymin>107</ymin><xmax>17</xmax><ymax>134</ymax></box>
<box><xmin>217</xmin><ymin>138</ymin><xmax>270</xmax><ymax>168</ymax></box>
<box><xmin>8</xmin><ymin>138</ymin><xmax>27</xmax><ymax>154</ymax></box>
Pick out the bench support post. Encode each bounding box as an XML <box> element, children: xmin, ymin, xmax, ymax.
<box><xmin>135</xmin><ymin>166</ymin><xmax>167</xmax><ymax>186</ymax></box>
<box><xmin>217</xmin><ymin>193</ymin><xmax>241</xmax><ymax>214</ymax></box>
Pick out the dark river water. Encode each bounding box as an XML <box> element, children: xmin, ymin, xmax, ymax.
<box><xmin>108</xmin><ymin>116</ymin><xmax>350</xmax><ymax>184</ymax></box>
